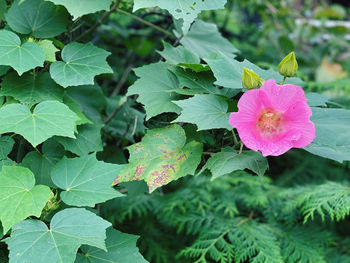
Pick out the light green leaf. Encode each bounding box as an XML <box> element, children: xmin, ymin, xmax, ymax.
<box><xmin>1</xmin><ymin>72</ymin><xmax>64</xmax><ymax>106</ymax></box>
<box><xmin>127</xmin><ymin>62</ymin><xmax>182</xmax><ymax>120</ymax></box>
<box><xmin>157</xmin><ymin>41</ymin><xmax>200</xmax><ymax>65</ymax></box>
<box><xmin>39</xmin><ymin>39</ymin><xmax>59</xmax><ymax>62</ymax></box>
<box><xmin>173</xmin><ymin>94</ymin><xmax>232</xmax><ymax>130</ymax></box>
<box><xmin>304</xmin><ymin>107</ymin><xmax>350</xmax><ymax>163</ymax></box>
<box><xmin>51</xmin><ymin>154</ymin><xmax>124</xmax><ymax>207</ymax></box>
<box><xmin>75</xmin><ymin>227</ymin><xmax>147</xmax><ymax>263</ymax></box>
<box><xmin>134</xmin><ymin>0</ymin><xmax>227</xmax><ymax>33</ymax></box>
<box><xmin>204</xmin><ymin>52</ymin><xmax>304</xmax><ymax>89</ymax></box>
<box><xmin>115</xmin><ymin>124</ymin><xmax>203</xmax><ymax>192</ymax></box>
<box><xmin>0</xmin><ymin>101</ymin><xmax>79</xmax><ymax>147</ymax></box>
<box><xmin>50</xmin><ymin>42</ymin><xmax>113</xmax><ymax>88</ymax></box>
<box><xmin>5</xmin><ymin>208</ymin><xmax>111</xmax><ymax>263</ymax></box>
<box><xmin>202</xmin><ymin>147</ymin><xmax>269</xmax><ymax>179</ymax></box>
<box><xmin>6</xmin><ymin>0</ymin><xmax>69</xmax><ymax>38</ymax></box>
<box><xmin>21</xmin><ymin>139</ymin><xmax>65</xmax><ymax>187</ymax></box>
<box><xmin>0</xmin><ymin>30</ymin><xmax>45</xmax><ymax>75</ymax></box>
<box><xmin>45</xmin><ymin>0</ymin><xmax>113</xmax><ymax>19</ymax></box>
<box><xmin>178</xmin><ymin>19</ymin><xmax>238</xmax><ymax>58</ymax></box>
<box><xmin>0</xmin><ymin>136</ymin><xmax>15</xmax><ymax>159</ymax></box>
<box><xmin>306</xmin><ymin>93</ymin><xmax>329</xmax><ymax>107</ymax></box>
<box><xmin>56</xmin><ymin>124</ymin><xmax>103</xmax><ymax>156</ymax></box>
<box><xmin>0</xmin><ymin>166</ymin><xmax>51</xmax><ymax>233</ymax></box>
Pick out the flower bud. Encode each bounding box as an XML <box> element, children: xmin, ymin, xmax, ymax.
<box><xmin>278</xmin><ymin>51</ymin><xmax>298</xmax><ymax>77</ymax></box>
<box><xmin>242</xmin><ymin>67</ymin><xmax>264</xmax><ymax>90</ymax></box>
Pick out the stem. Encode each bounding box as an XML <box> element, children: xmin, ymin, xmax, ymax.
<box><xmin>49</xmin><ymin>38</ymin><xmax>65</xmax><ymax>49</ymax></box>
<box><xmin>239</xmin><ymin>142</ymin><xmax>244</xmax><ymax>154</ymax></box>
<box><xmin>76</xmin><ymin>0</ymin><xmax>122</xmax><ymax>41</ymax></box>
<box><xmin>281</xmin><ymin>76</ymin><xmax>287</xmax><ymax>85</ymax></box>
<box><xmin>232</xmin><ymin>130</ymin><xmax>239</xmax><ymax>146</ymax></box>
<box><xmin>104</xmin><ymin>100</ymin><xmax>127</xmax><ymax>124</ymax></box>
<box><xmin>117</xmin><ymin>8</ymin><xmax>174</xmax><ymax>37</ymax></box>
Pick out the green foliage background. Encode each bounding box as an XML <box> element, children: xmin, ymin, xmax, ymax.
<box><xmin>0</xmin><ymin>0</ymin><xmax>349</xmax><ymax>262</ymax></box>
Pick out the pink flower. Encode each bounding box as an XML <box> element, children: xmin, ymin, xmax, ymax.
<box><xmin>229</xmin><ymin>79</ymin><xmax>315</xmax><ymax>156</ymax></box>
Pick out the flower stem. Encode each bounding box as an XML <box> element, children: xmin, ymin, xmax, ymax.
<box><xmin>281</xmin><ymin>76</ymin><xmax>287</xmax><ymax>85</ymax></box>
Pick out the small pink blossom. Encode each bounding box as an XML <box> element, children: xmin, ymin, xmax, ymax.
<box><xmin>229</xmin><ymin>79</ymin><xmax>315</xmax><ymax>156</ymax></box>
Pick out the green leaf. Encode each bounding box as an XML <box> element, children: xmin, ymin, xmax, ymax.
<box><xmin>0</xmin><ymin>101</ymin><xmax>79</xmax><ymax>147</ymax></box>
<box><xmin>6</xmin><ymin>0</ymin><xmax>69</xmax><ymax>38</ymax></box>
<box><xmin>45</xmin><ymin>0</ymin><xmax>114</xmax><ymax>19</ymax></box>
<box><xmin>5</xmin><ymin>208</ymin><xmax>111</xmax><ymax>263</ymax></box>
<box><xmin>127</xmin><ymin>62</ymin><xmax>182</xmax><ymax>120</ymax></box>
<box><xmin>0</xmin><ymin>166</ymin><xmax>51</xmax><ymax>233</ymax></box>
<box><xmin>134</xmin><ymin>0</ymin><xmax>227</xmax><ymax>33</ymax></box>
<box><xmin>115</xmin><ymin>124</ymin><xmax>203</xmax><ymax>192</ymax></box>
<box><xmin>204</xmin><ymin>52</ymin><xmax>304</xmax><ymax>89</ymax></box>
<box><xmin>178</xmin><ymin>62</ymin><xmax>211</xmax><ymax>73</ymax></box>
<box><xmin>75</xmin><ymin>227</ymin><xmax>147</xmax><ymax>263</ymax></box>
<box><xmin>173</xmin><ymin>94</ymin><xmax>232</xmax><ymax>130</ymax></box>
<box><xmin>305</xmin><ymin>107</ymin><xmax>350</xmax><ymax>162</ymax></box>
<box><xmin>63</xmin><ymin>94</ymin><xmax>93</xmax><ymax>126</ymax></box>
<box><xmin>51</xmin><ymin>154</ymin><xmax>124</xmax><ymax>207</ymax></box>
<box><xmin>56</xmin><ymin>124</ymin><xmax>103</xmax><ymax>156</ymax></box>
<box><xmin>50</xmin><ymin>42</ymin><xmax>113</xmax><ymax>87</ymax></box>
<box><xmin>177</xmin><ymin>19</ymin><xmax>238</xmax><ymax>58</ymax></box>
<box><xmin>0</xmin><ymin>0</ymin><xmax>6</xmax><ymax>20</ymax></box>
<box><xmin>157</xmin><ymin>41</ymin><xmax>200</xmax><ymax>65</ymax></box>
<box><xmin>202</xmin><ymin>147</ymin><xmax>268</xmax><ymax>179</ymax></box>
<box><xmin>21</xmin><ymin>139</ymin><xmax>65</xmax><ymax>187</ymax></box>
<box><xmin>1</xmin><ymin>72</ymin><xmax>64</xmax><ymax>106</ymax></box>
<box><xmin>0</xmin><ymin>136</ymin><xmax>15</xmax><ymax>159</ymax></box>
<box><xmin>0</xmin><ymin>65</ymin><xmax>10</xmax><ymax>76</ymax></box>
<box><xmin>39</xmin><ymin>39</ymin><xmax>59</xmax><ymax>62</ymax></box>
<box><xmin>306</xmin><ymin>93</ymin><xmax>329</xmax><ymax>107</ymax></box>
<box><xmin>0</xmin><ymin>30</ymin><xmax>45</xmax><ymax>75</ymax></box>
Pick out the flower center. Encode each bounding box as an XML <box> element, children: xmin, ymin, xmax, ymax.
<box><xmin>256</xmin><ymin>109</ymin><xmax>284</xmax><ymax>137</ymax></box>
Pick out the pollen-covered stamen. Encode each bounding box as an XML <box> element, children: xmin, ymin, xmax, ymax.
<box><xmin>256</xmin><ymin>109</ymin><xmax>284</xmax><ymax>137</ymax></box>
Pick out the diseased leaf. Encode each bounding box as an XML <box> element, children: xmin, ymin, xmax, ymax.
<box><xmin>173</xmin><ymin>94</ymin><xmax>232</xmax><ymax>130</ymax></box>
<box><xmin>204</xmin><ymin>52</ymin><xmax>304</xmax><ymax>89</ymax></box>
<box><xmin>50</xmin><ymin>42</ymin><xmax>113</xmax><ymax>87</ymax></box>
<box><xmin>6</xmin><ymin>0</ymin><xmax>69</xmax><ymax>38</ymax></box>
<box><xmin>134</xmin><ymin>0</ymin><xmax>227</xmax><ymax>33</ymax></box>
<box><xmin>0</xmin><ymin>101</ymin><xmax>79</xmax><ymax>147</ymax></box>
<box><xmin>305</xmin><ymin>107</ymin><xmax>350</xmax><ymax>163</ymax></box>
<box><xmin>75</xmin><ymin>227</ymin><xmax>147</xmax><ymax>263</ymax></box>
<box><xmin>115</xmin><ymin>124</ymin><xmax>202</xmax><ymax>192</ymax></box>
<box><xmin>5</xmin><ymin>208</ymin><xmax>111</xmax><ymax>263</ymax></box>
<box><xmin>45</xmin><ymin>0</ymin><xmax>113</xmax><ymax>19</ymax></box>
<box><xmin>21</xmin><ymin>139</ymin><xmax>65</xmax><ymax>187</ymax></box>
<box><xmin>0</xmin><ymin>136</ymin><xmax>15</xmax><ymax>159</ymax></box>
<box><xmin>1</xmin><ymin>72</ymin><xmax>64</xmax><ymax>106</ymax></box>
<box><xmin>0</xmin><ymin>30</ymin><xmax>45</xmax><ymax>75</ymax></box>
<box><xmin>0</xmin><ymin>166</ymin><xmax>51</xmax><ymax>233</ymax></box>
<box><xmin>202</xmin><ymin>147</ymin><xmax>269</xmax><ymax>179</ymax></box>
<box><xmin>51</xmin><ymin>154</ymin><xmax>124</xmax><ymax>207</ymax></box>
<box><xmin>56</xmin><ymin>124</ymin><xmax>103</xmax><ymax>156</ymax></box>
<box><xmin>178</xmin><ymin>19</ymin><xmax>238</xmax><ymax>57</ymax></box>
<box><xmin>127</xmin><ymin>62</ymin><xmax>182</xmax><ymax>120</ymax></box>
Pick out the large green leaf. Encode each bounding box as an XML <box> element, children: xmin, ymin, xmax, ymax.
<box><xmin>157</xmin><ymin>41</ymin><xmax>200</xmax><ymax>65</ymax></box>
<box><xmin>6</xmin><ymin>0</ymin><xmax>69</xmax><ymax>38</ymax></box>
<box><xmin>45</xmin><ymin>0</ymin><xmax>113</xmax><ymax>19</ymax></box>
<box><xmin>204</xmin><ymin>52</ymin><xmax>304</xmax><ymax>89</ymax></box>
<box><xmin>115</xmin><ymin>124</ymin><xmax>202</xmax><ymax>192</ymax></box>
<box><xmin>0</xmin><ymin>101</ymin><xmax>79</xmax><ymax>147</ymax></box>
<box><xmin>201</xmin><ymin>148</ymin><xmax>268</xmax><ymax>179</ymax></box>
<box><xmin>134</xmin><ymin>0</ymin><xmax>227</xmax><ymax>33</ymax></box>
<box><xmin>304</xmin><ymin>107</ymin><xmax>350</xmax><ymax>163</ymax></box>
<box><xmin>0</xmin><ymin>136</ymin><xmax>15</xmax><ymax>159</ymax></box>
<box><xmin>51</xmin><ymin>154</ymin><xmax>124</xmax><ymax>207</ymax></box>
<box><xmin>21</xmin><ymin>139</ymin><xmax>65</xmax><ymax>187</ymax></box>
<box><xmin>75</xmin><ymin>227</ymin><xmax>147</xmax><ymax>263</ymax></box>
<box><xmin>127</xmin><ymin>62</ymin><xmax>182</xmax><ymax>120</ymax></box>
<box><xmin>0</xmin><ymin>166</ymin><xmax>51</xmax><ymax>233</ymax></box>
<box><xmin>1</xmin><ymin>72</ymin><xmax>64</xmax><ymax>106</ymax></box>
<box><xmin>173</xmin><ymin>94</ymin><xmax>232</xmax><ymax>130</ymax></box>
<box><xmin>50</xmin><ymin>42</ymin><xmax>113</xmax><ymax>87</ymax></box>
<box><xmin>178</xmin><ymin>19</ymin><xmax>238</xmax><ymax>58</ymax></box>
<box><xmin>0</xmin><ymin>30</ymin><xmax>45</xmax><ymax>75</ymax></box>
<box><xmin>5</xmin><ymin>208</ymin><xmax>111</xmax><ymax>263</ymax></box>
<box><xmin>56</xmin><ymin>124</ymin><xmax>103</xmax><ymax>156</ymax></box>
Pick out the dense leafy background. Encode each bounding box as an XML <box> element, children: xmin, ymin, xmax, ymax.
<box><xmin>0</xmin><ymin>0</ymin><xmax>350</xmax><ymax>262</ymax></box>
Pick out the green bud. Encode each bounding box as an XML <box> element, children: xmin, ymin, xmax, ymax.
<box><xmin>278</xmin><ymin>51</ymin><xmax>298</xmax><ymax>77</ymax></box>
<box><xmin>242</xmin><ymin>67</ymin><xmax>264</xmax><ymax>90</ymax></box>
